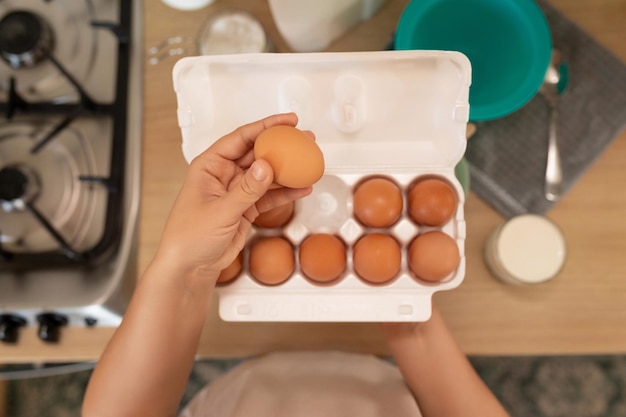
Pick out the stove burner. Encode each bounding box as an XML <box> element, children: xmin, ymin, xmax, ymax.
<box><xmin>0</xmin><ymin>1</ymin><xmax>132</xmax><ymax>269</ymax></box>
<box><xmin>0</xmin><ymin>164</ymin><xmax>39</xmax><ymax>211</ymax></box>
<box><xmin>0</xmin><ymin>166</ymin><xmax>27</xmax><ymax>201</ymax></box>
<box><xmin>0</xmin><ymin>11</ymin><xmax>54</xmax><ymax>69</ymax></box>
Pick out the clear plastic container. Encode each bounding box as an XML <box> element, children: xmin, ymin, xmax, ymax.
<box><xmin>197</xmin><ymin>10</ymin><xmax>273</xmax><ymax>55</ymax></box>
<box><xmin>172</xmin><ymin>50</ymin><xmax>471</xmax><ymax>321</ymax></box>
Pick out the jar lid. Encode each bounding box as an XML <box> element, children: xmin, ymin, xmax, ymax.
<box><xmin>197</xmin><ymin>10</ymin><xmax>269</xmax><ymax>55</ymax></box>
<box><xmin>161</xmin><ymin>0</ymin><xmax>214</xmax><ymax>11</ymax></box>
<box><xmin>496</xmin><ymin>214</ymin><xmax>566</xmax><ymax>283</ymax></box>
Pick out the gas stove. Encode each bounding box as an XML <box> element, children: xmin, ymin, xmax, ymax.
<box><xmin>0</xmin><ymin>0</ymin><xmax>142</xmax><ymax>344</ymax></box>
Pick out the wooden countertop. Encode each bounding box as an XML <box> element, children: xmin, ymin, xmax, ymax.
<box><xmin>1</xmin><ymin>0</ymin><xmax>625</xmax><ymax>363</ymax></box>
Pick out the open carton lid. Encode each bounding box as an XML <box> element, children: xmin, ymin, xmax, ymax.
<box><xmin>173</xmin><ymin>50</ymin><xmax>471</xmax><ymax>172</ymax></box>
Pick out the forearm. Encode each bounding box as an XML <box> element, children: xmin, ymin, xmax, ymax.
<box><xmin>83</xmin><ymin>258</ymin><xmax>214</xmax><ymax>417</ymax></box>
<box><xmin>385</xmin><ymin>308</ymin><xmax>510</xmax><ymax>417</ymax></box>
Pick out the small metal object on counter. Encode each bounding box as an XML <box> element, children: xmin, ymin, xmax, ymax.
<box><xmin>147</xmin><ymin>36</ymin><xmax>195</xmax><ymax>65</ymax></box>
<box><xmin>148</xmin><ymin>9</ymin><xmax>273</xmax><ymax>65</ymax></box>
<box><xmin>540</xmin><ymin>50</ymin><xmax>569</xmax><ymax>202</ymax></box>
<box><xmin>484</xmin><ymin>214</ymin><xmax>566</xmax><ymax>285</ymax></box>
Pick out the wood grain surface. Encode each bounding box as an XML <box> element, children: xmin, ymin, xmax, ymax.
<box><xmin>0</xmin><ymin>378</ymin><xmax>5</xmax><ymax>417</ymax></box>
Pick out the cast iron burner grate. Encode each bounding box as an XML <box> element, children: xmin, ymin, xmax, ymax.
<box><xmin>0</xmin><ymin>1</ymin><xmax>132</xmax><ymax>270</ymax></box>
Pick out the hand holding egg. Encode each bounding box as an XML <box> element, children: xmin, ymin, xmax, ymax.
<box><xmin>156</xmin><ymin>113</ymin><xmax>312</xmax><ymax>291</ymax></box>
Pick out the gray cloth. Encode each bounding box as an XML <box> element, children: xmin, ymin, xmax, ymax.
<box><xmin>465</xmin><ymin>0</ymin><xmax>626</xmax><ymax>218</ymax></box>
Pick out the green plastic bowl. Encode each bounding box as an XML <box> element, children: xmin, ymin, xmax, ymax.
<box><xmin>395</xmin><ymin>0</ymin><xmax>552</xmax><ymax>121</ymax></box>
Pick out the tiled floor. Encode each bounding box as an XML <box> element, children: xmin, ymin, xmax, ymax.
<box><xmin>3</xmin><ymin>355</ymin><xmax>626</xmax><ymax>417</ymax></box>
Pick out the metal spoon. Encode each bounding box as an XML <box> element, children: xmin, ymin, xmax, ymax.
<box><xmin>540</xmin><ymin>50</ymin><xmax>569</xmax><ymax>202</ymax></box>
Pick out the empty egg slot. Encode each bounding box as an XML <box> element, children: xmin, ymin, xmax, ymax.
<box><xmin>293</xmin><ymin>175</ymin><xmax>351</xmax><ymax>233</ymax></box>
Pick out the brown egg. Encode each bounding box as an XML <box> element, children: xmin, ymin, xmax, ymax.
<box><xmin>408</xmin><ymin>231</ymin><xmax>460</xmax><ymax>282</ymax></box>
<box><xmin>248</xmin><ymin>236</ymin><xmax>294</xmax><ymax>285</ymax></box>
<box><xmin>299</xmin><ymin>234</ymin><xmax>346</xmax><ymax>283</ymax></box>
<box><xmin>408</xmin><ymin>178</ymin><xmax>457</xmax><ymax>227</ymax></box>
<box><xmin>217</xmin><ymin>251</ymin><xmax>243</xmax><ymax>285</ymax></box>
<box><xmin>254</xmin><ymin>125</ymin><xmax>325</xmax><ymax>188</ymax></box>
<box><xmin>353</xmin><ymin>234</ymin><xmax>401</xmax><ymax>284</ymax></box>
<box><xmin>254</xmin><ymin>202</ymin><xmax>294</xmax><ymax>228</ymax></box>
<box><xmin>353</xmin><ymin>177</ymin><xmax>403</xmax><ymax>228</ymax></box>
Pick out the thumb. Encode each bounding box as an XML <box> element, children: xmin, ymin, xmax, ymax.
<box><xmin>222</xmin><ymin>159</ymin><xmax>274</xmax><ymax>217</ymax></box>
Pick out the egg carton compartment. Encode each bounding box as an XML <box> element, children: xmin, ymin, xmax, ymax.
<box><xmin>216</xmin><ymin>170</ymin><xmax>466</xmax><ymax>322</ymax></box>
<box><xmin>173</xmin><ymin>50</ymin><xmax>471</xmax><ymax>321</ymax></box>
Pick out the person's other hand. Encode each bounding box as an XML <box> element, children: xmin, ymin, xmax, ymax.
<box><xmin>381</xmin><ymin>321</ymin><xmax>423</xmax><ymax>341</ymax></box>
<box><xmin>154</xmin><ymin>113</ymin><xmax>312</xmax><ymax>291</ymax></box>
<box><xmin>380</xmin><ymin>306</ymin><xmax>442</xmax><ymax>342</ymax></box>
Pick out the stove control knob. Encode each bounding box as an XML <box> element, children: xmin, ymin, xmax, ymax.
<box><xmin>0</xmin><ymin>314</ymin><xmax>27</xmax><ymax>343</ymax></box>
<box><xmin>36</xmin><ymin>313</ymin><xmax>68</xmax><ymax>343</ymax></box>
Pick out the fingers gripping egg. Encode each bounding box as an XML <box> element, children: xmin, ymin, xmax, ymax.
<box><xmin>254</xmin><ymin>125</ymin><xmax>325</xmax><ymax>188</ymax></box>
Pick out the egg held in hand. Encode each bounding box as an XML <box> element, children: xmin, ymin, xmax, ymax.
<box><xmin>254</xmin><ymin>125</ymin><xmax>325</xmax><ymax>188</ymax></box>
<box><xmin>409</xmin><ymin>231</ymin><xmax>460</xmax><ymax>282</ymax></box>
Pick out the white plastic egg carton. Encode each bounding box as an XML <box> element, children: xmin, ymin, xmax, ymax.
<box><xmin>173</xmin><ymin>50</ymin><xmax>471</xmax><ymax>322</ymax></box>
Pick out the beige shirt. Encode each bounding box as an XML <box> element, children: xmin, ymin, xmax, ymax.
<box><xmin>180</xmin><ymin>351</ymin><xmax>421</xmax><ymax>417</ymax></box>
